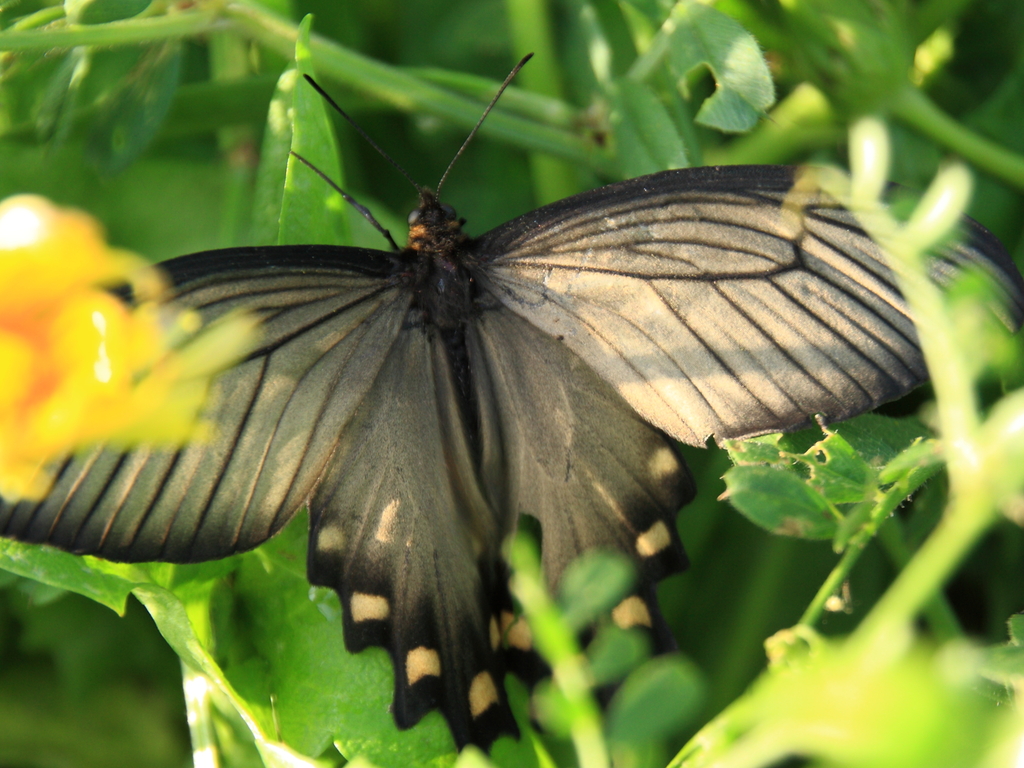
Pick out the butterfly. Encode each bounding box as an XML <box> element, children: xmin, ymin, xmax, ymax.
<box><xmin>3</xmin><ymin>132</ymin><xmax>1024</xmax><ymax>748</ymax></box>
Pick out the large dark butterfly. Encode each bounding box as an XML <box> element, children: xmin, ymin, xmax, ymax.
<box><xmin>2</xmin><ymin>162</ymin><xmax>1023</xmax><ymax>749</ymax></box>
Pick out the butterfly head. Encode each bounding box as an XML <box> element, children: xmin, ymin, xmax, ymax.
<box><xmin>406</xmin><ymin>189</ymin><xmax>468</xmax><ymax>259</ymax></box>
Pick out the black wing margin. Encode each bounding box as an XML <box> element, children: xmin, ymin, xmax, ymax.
<box><xmin>0</xmin><ymin>245</ymin><xmax>406</xmax><ymax>562</ymax></box>
<box><xmin>472</xmin><ymin>165</ymin><xmax>1024</xmax><ymax>446</ymax></box>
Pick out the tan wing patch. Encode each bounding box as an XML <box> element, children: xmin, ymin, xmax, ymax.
<box><xmin>469</xmin><ymin>671</ymin><xmax>499</xmax><ymax>718</ymax></box>
<box><xmin>406</xmin><ymin>646</ymin><xmax>441</xmax><ymax>685</ymax></box>
<box><xmin>506</xmin><ymin>616</ymin><xmax>533</xmax><ymax>651</ymax></box>
<box><xmin>635</xmin><ymin>520</ymin><xmax>672</xmax><ymax>557</ymax></box>
<box><xmin>351</xmin><ymin>592</ymin><xmax>390</xmax><ymax>622</ymax></box>
<box><xmin>612</xmin><ymin>595</ymin><xmax>652</xmax><ymax>629</ymax></box>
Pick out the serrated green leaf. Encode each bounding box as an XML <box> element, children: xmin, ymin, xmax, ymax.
<box><xmin>131</xmin><ymin>581</ymin><xmax>325</xmax><ymax>766</ymax></box>
<box><xmin>804</xmin><ymin>431</ymin><xmax>874</xmax><ymax>505</ymax></box>
<box><xmin>279</xmin><ymin>15</ymin><xmax>349</xmax><ymax>247</ymax></box>
<box><xmin>978</xmin><ymin>644</ymin><xmax>1024</xmax><ymax>685</ymax></box>
<box><xmin>724</xmin><ymin>434</ymin><xmax>786</xmax><ymax>465</ymax></box>
<box><xmin>609</xmin><ymin>79</ymin><xmax>689</xmax><ymax>177</ymax></box>
<box><xmin>663</xmin><ymin>1</ymin><xmax>775</xmax><ymax>133</ymax></box>
<box><xmin>606</xmin><ymin>655</ymin><xmax>703</xmax><ymax>745</ymax></box>
<box><xmin>558</xmin><ymin>550</ymin><xmax>636</xmax><ymax>632</ymax></box>
<box><xmin>724</xmin><ymin>465</ymin><xmax>838</xmax><ymax>539</ymax></box>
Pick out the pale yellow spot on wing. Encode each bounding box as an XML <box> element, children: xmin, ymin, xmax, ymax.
<box><xmin>612</xmin><ymin>596</ymin><xmax>652</xmax><ymax>629</ymax></box>
<box><xmin>406</xmin><ymin>647</ymin><xmax>441</xmax><ymax>685</ymax></box>
<box><xmin>350</xmin><ymin>593</ymin><xmax>390</xmax><ymax>622</ymax></box>
<box><xmin>506</xmin><ymin>617</ymin><xmax>533</xmax><ymax>651</ymax></box>
<box><xmin>490</xmin><ymin>616</ymin><xmax>500</xmax><ymax>651</ymax></box>
<box><xmin>316</xmin><ymin>523</ymin><xmax>345</xmax><ymax>554</ymax></box>
<box><xmin>648</xmin><ymin>445</ymin><xmax>678</xmax><ymax>481</ymax></box>
<box><xmin>500</xmin><ymin>611</ymin><xmax>515</xmax><ymax>636</ymax></box>
<box><xmin>374</xmin><ymin>498</ymin><xmax>400</xmax><ymax>543</ymax></box>
<box><xmin>636</xmin><ymin>521</ymin><xmax>671</xmax><ymax>557</ymax></box>
<box><xmin>469</xmin><ymin>671</ymin><xmax>499</xmax><ymax>718</ymax></box>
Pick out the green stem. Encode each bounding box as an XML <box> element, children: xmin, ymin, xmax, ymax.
<box><xmin>797</xmin><ymin>544</ymin><xmax>862</xmax><ymax>628</ymax></box>
<box><xmin>8</xmin><ymin>5</ymin><xmax>65</xmax><ymax>31</ymax></box>
<box><xmin>223</xmin><ymin>2</ymin><xmax>610</xmax><ymax>174</ymax></box>
<box><xmin>891</xmin><ymin>85</ymin><xmax>1024</xmax><ymax>191</ymax></box>
<box><xmin>181</xmin><ymin>663</ymin><xmax>220</xmax><ymax>768</ymax></box>
<box><xmin>510</xmin><ymin>538</ymin><xmax>609</xmax><ymax>768</ymax></box>
<box><xmin>0</xmin><ymin>9</ymin><xmax>221</xmax><ymax>49</ymax></box>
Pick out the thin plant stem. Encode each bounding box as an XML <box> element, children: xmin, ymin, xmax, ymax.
<box><xmin>182</xmin><ymin>663</ymin><xmax>220</xmax><ymax>768</ymax></box>
<box><xmin>0</xmin><ymin>9</ymin><xmax>221</xmax><ymax>49</ymax></box>
<box><xmin>891</xmin><ymin>85</ymin><xmax>1024</xmax><ymax>191</ymax></box>
<box><xmin>798</xmin><ymin>545</ymin><xmax>862</xmax><ymax>628</ymax></box>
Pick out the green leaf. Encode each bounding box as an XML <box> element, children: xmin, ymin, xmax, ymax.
<box><xmin>724</xmin><ymin>465</ymin><xmax>838</xmax><ymax>539</ymax></box>
<box><xmin>230</xmin><ymin>513</ymin><xmax>467</xmax><ymax>767</ymax></box>
<box><xmin>87</xmin><ymin>41</ymin><xmax>181</xmax><ymax>174</ymax></box>
<box><xmin>830</xmin><ymin>413</ymin><xmax>932</xmax><ymax>466</ymax></box>
<box><xmin>279</xmin><ymin>15</ymin><xmax>349</xmax><ymax>247</ymax></box>
<box><xmin>606</xmin><ymin>655</ymin><xmax>704</xmax><ymax>745</ymax></box>
<box><xmin>1010</xmin><ymin>614</ymin><xmax>1024</xmax><ymax>646</ymax></box>
<box><xmin>609</xmin><ymin>78</ymin><xmax>689</xmax><ymax>177</ymax></box>
<box><xmin>587</xmin><ymin>625</ymin><xmax>651</xmax><ymax>686</ymax></box>
<box><xmin>803</xmin><ymin>430</ymin><xmax>873</xmax><ymax>505</ymax></box>
<box><xmin>530</xmin><ymin>679</ymin><xmax>574</xmax><ymax>737</ymax></box>
<box><xmin>252</xmin><ymin>65</ymin><xmax>299</xmax><ymax>246</ymax></box>
<box><xmin>558</xmin><ymin>550</ymin><xmax>636</xmax><ymax>632</ymax></box>
<box><xmin>69</xmin><ymin>0</ymin><xmax>150</xmax><ymax>25</ymax></box>
<box><xmin>0</xmin><ymin>538</ymin><xmax>141</xmax><ymax>613</ymax></box>
<box><xmin>663</xmin><ymin>1</ymin><xmax>775</xmax><ymax>133</ymax></box>
<box><xmin>978</xmin><ymin>644</ymin><xmax>1024</xmax><ymax>686</ymax></box>
<box><xmin>724</xmin><ymin>434</ymin><xmax>786</xmax><ymax>465</ymax></box>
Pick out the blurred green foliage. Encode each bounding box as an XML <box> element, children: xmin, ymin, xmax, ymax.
<box><xmin>2</xmin><ymin>0</ymin><xmax>1024</xmax><ymax>766</ymax></box>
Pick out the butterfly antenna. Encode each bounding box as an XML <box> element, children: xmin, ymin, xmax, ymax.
<box><xmin>303</xmin><ymin>74</ymin><xmax>421</xmax><ymax>194</ymax></box>
<box><xmin>290</xmin><ymin>150</ymin><xmax>401</xmax><ymax>252</ymax></box>
<box><xmin>436</xmin><ymin>53</ymin><xmax>533</xmax><ymax>198</ymax></box>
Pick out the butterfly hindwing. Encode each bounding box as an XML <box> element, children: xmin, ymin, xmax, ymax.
<box><xmin>468</xmin><ymin>300</ymin><xmax>693</xmax><ymax>668</ymax></box>
<box><xmin>307</xmin><ymin>321</ymin><xmax>517</xmax><ymax>748</ymax></box>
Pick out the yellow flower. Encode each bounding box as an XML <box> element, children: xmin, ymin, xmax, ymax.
<box><xmin>0</xmin><ymin>195</ymin><xmax>255</xmax><ymax>500</ymax></box>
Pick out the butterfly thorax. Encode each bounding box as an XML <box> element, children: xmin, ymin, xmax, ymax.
<box><xmin>404</xmin><ymin>189</ymin><xmax>475</xmax><ymax>333</ymax></box>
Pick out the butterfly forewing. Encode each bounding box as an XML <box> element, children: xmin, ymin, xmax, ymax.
<box><xmin>0</xmin><ymin>245</ymin><xmax>405</xmax><ymax>560</ymax></box>
<box><xmin>473</xmin><ymin>165</ymin><xmax>1024</xmax><ymax>446</ymax></box>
